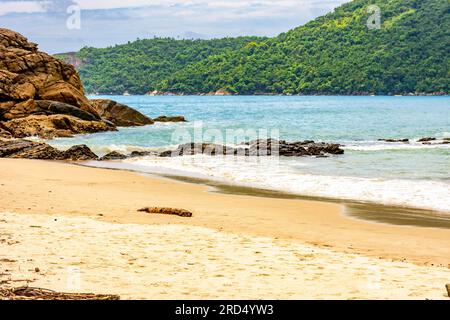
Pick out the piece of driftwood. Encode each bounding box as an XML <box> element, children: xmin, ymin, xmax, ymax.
<box><xmin>138</xmin><ymin>207</ymin><xmax>193</xmax><ymax>217</ymax></box>
<box><xmin>0</xmin><ymin>286</ymin><xmax>120</xmax><ymax>300</ymax></box>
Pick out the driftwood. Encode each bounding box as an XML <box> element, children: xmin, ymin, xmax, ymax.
<box><xmin>0</xmin><ymin>286</ymin><xmax>120</xmax><ymax>300</ymax></box>
<box><xmin>138</xmin><ymin>207</ymin><xmax>193</xmax><ymax>217</ymax></box>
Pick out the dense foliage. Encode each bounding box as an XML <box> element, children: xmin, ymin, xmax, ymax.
<box><xmin>60</xmin><ymin>0</ymin><xmax>449</xmax><ymax>95</ymax></box>
<box><xmin>64</xmin><ymin>37</ymin><xmax>263</xmax><ymax>95</ymax></box>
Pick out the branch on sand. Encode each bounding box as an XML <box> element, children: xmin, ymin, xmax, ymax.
<box><xmin>0</xmin><ymin>286</ymin><xmax>120</xmax><ymax>300</ymax></box>
<box><xmin>138</xmin><ymin>207</ymin><xmax>193</xmax><ymax>217</ymax></box>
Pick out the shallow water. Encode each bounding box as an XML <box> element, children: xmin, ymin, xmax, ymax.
<box><xmin>48</xmin><ymin>95</ymin><xmax>450</xmax><ymax>212</ymax></box>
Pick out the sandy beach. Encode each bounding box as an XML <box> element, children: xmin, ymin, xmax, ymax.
<box><xmin>1</xmin><ymin>158</ymin><xmax>449</xmax><ymax>299</ymax></box>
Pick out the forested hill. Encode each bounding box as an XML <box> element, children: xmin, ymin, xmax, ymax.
<box><xmin>56</xmin><ymin>37</ymin><xmax>264</xmax><ymax>95</ymax></box>
<box><xmin>57</xmin><ymin>0</ymin><xmax>450</xmax><ymax>95</ymax></box>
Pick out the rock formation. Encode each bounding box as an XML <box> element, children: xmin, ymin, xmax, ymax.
<box><xmin>161</xmin><ymin>139</ymin><xmax>344</xmax><ymax>158</ymax></box>
<box><xmin>91</xmin><ymin>99</ymin><xmax>154</xmax><ymax>127</ymax></box>
<box><xmin>0</xmin><ymin>29</ymin><xmax>158</xmax><ymax>140</ymax></box>
<box><xmin>0</xmin><ymin>138</ymin><xmax>101</xmax><ymax>161</ymax></box>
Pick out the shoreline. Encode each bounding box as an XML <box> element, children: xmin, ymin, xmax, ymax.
<box><xmin>1</xmin><ymin>158</ymin><xmax>449</xmax><ymax>267</ymax></box>
<box><xmin>80</xmin><ymin>161</ymin><xmax>450</xmax><ymax>229</ymax></box>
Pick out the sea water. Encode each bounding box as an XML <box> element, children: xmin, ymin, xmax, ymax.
<box><xmin>48</xmin><ymin>96</ymin><xmax>450</xmax><ymax>212</ymax></box>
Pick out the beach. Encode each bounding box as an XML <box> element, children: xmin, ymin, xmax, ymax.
<box><xmin>1</xmin><ymin>158</ymin><xmax>449</xmax><ymax>300</ymax></box>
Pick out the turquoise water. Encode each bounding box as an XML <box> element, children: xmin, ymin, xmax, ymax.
<box><xmin>49</xmin><ymin>96</ymin><xmax>450</xmax><ymax>212</ymax></box>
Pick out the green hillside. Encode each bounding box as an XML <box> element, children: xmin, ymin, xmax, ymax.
<box><xmin>59</xmin><ymin>0</ymin><xmax>450</xmax><ymax>95</ymax></box>
<box><xmin>59</xmin><ymin>37</ymin><xmax>264</xmax><ymax>95</ymax></box>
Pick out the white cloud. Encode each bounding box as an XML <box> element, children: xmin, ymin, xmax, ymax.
<box><xmin>0</xmin><ymin>1</ymin><xmax>49</xmax><ymax>16</ymax></box>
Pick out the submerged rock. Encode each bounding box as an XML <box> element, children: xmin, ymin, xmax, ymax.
<box><xmin>418</xmin><ymin>137</ymin><xmax>436</xmax><ymax>143</ymax></box>
<box><xmin>91</xmin><ymin>99</ymin><xmax>154</xmax><ymax>127</ymax></box>
<box><xmin>378</xmin><ymin>138</ymin><xmax>409</xmax><ymax>143</ymax></box>
<box><xmin>153</xmin><ymin>115</ymin><xmax>187</xmax><ymax>123</ymax></box>
<box><xmin>160</xmin><ymin>139</ymin><xmax>344</xmax><ymax>158</ymax></box>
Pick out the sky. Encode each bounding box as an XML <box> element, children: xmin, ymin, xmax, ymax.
<box><xmin>0</xmin><ymin>0</ymin><xmax>349</xmax><ymax>53</ymax></box>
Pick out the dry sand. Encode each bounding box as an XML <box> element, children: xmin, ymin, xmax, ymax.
<box><xmin>0</xmin><ymin>158</ymin><xmax>449</xmax><ymax>299</ymax></box>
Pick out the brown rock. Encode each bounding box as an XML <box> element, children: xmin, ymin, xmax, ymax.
<box><xmin>138</xmin><ymin>207</ymin><xmax>193</xmax><ymax>218</ymax></box>
<box><xmin>0</xmin><ymin>138</ymin><xmax>62</xmax><ymax>160</ymax></box>
<box><xmin>99</xmin><ymin>151</ymin><xmax>128</xmax><ymax>161</ymax></box>
<box><xmin>91</xmin><ymin>99</ymin><xmax>154</xmax><ymax>127</ymax></box>
<box><xmin>62</xmin><ymin>145</ymin><xmax>98</xmax><ymax>161</ymax></box>
<box><xmin>153</xmin><ymin>115</ymin><xmax>187</xmax><ymax>123</ymax></box>
<box><xmin>446</xmin><ymin>284</ymin><xmax>450</xmax><ymax>297</ymax></box>
<box><xmin>0</xmin><ymin>28</ymin><xmax>100</xmax><ymax>118</ymax></box>
<box><xmin>2</xmin><ymin>114</ymin><xmax>114</xmax><ymax>139</ymax></box>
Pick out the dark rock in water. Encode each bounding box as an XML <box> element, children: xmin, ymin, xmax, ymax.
<box><xmin>129</xmin><ymin>150</ymin><xmax>160</xmax><ymax>158</ymax></box>
<box><xmin>100</xmin><ymin>151</ymin><xmax>127</xmax><ymax>161</ymax></box>
<box><xmin>160</xmin><ymin>139</ymin><xmax>344</xmax><ymax>158</ymax></box>
<box><xmin>378</xmin><ymin>138</ymin><xmax>409</xmax><ymax>143</ymax></box>
<box><xmin>153</xmin><ymin>115</ymin><xmax>187</xmax><ymax>123</ymax></box>
<box><xmin>91</xmin><ymin>99</ymin><xmax>154</xmax><ymax>127</ymax></box>
<box><xmin>418</xmin><ymin>137</ymin><xmax>436</xmax><ymax>142</ymax></box>
<box><xmin>62</xmin><ymin>145</ymin><xmax>98</xmax><ymax>161</ymax></box>
<box><xmin>0</xmin><ymin>138</ymin><xmax>62</xmax><ymax>159</ymax></box>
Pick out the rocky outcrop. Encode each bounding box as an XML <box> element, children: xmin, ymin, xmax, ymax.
<box><xmin>418</xmin><ymin>137</ymin><xmax>436</xmax><ymax>143</ymax></box>
<box><xmin>1</xmin><ymin>114</ymin><xmax>113</xmax><ymax>139</ymax></box>
<box><xmin>0</xmin><ymin>138</ymin><xmax>99</xmax><ymax>160</ymax></box>
<box><xmin>91</xmin><ymin>99</ymin><xmax>154</xmax><ymax>127</ymax></box>
<box><xmin>0</xmin><ymin>28</ymin><xmax>99</xmax><ymax>117</ymax></box>
<box><xmin>0</xmin><ymin>138</ymin><xmax>62</xmax><ymax>159</ymax></box>
<box><xmin>161</xmin><ymin>139</ymin><xmax>344</xmax><ymax>158</ymax></box>
<box><xmin>153</xmin><ymin>115</ymin><xmax>186</xmax><ymax>123</ymax></box>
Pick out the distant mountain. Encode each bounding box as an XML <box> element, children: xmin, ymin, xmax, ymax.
<box><xmin>57</xmin><ymin>0</ymin><xmax>449</xmax><ymax>95</ymax></box>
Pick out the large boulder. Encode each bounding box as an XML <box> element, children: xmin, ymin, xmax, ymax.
<box><xmin>0</xmin><ymin>28</ymin><xmax>99</xmax><ymax>118</ymax></box>
<box><xmin>91</xmin><ymin>99</ymin><xmax>154</xmax><ymax>127</ymax></box>
<box><xmin>1</xmin><ymin>114</ymin><xmax>114</xmax><ymax>139</ymax></box>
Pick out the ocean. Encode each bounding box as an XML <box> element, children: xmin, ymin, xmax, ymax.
<box><xmin>48</xmin><ymin>95</ymin><xmax>450</xmax><ymax>212</ymax></box>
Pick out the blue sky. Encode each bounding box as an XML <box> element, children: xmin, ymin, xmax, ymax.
<box><xmin>1</xmin><ymin>0</ymin><xmax>349</xmax><ymax>53</ymax></box>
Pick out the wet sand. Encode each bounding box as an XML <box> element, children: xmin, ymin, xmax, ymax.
<box><xmin>0</xmin><ymin>158</ymin><xmax>449</xmax><ymax>299</ymax></box>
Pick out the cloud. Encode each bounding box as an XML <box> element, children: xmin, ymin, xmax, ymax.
<box><xmin>0</xmin><ymin>1</ymin><xmax>49</xmax><ymax>16</ymax></box>
<box><xmin>0</xmin><ymin>0</ymin><xmax>349</xmax><ymax>53</ymax></box>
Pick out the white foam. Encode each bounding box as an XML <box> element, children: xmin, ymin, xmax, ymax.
<box><xmin>343</xmin><ymin>140</ymin><xmax>450</xmax><ymax>151</ymax></box>
<box><xmin>122</xmin><ymin>155</ymin><xmax>450</xmax><ymax>213</ymax></box>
